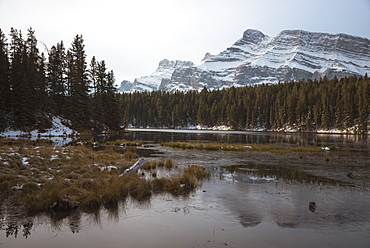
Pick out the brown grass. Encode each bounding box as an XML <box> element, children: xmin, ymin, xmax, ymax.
<box><xmin>161</xmin><ymin>141</ymin><xmax>323</xmax><ymax>154</ymax></box>
<box><xmin>0</xmin><ymin>139</ymin><xmax>210</xmax><ymax>214</ymax></box>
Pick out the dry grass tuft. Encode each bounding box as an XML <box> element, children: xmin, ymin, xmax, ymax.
<box><xmin>161</xmin><ymin>141</ymin><xmax>323</xmax><ymax>154</ymax></box>
<box><xmin>123</xmin><ymin>151</ymin><xmax>139</xmax><ymax>161</ymax></box>
<box><xmin>0</xmin><ymin>139</ymin><xmax>210</xmax><ymax>214</ymax></box>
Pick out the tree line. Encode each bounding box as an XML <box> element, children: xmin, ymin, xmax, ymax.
<box><xmin>1</xmin><ymin>28</ymin><xmax>369</xmax><ymax>134</ymax></box>
<box><xmin>120</xmin><ymin>76</ymin><xmax>369</xmax><ymax>133</ymax></box>
<box><xmin>0</xmin><ymin>27</ymin><xmax>120</xmax><ymax>132</ymax></box>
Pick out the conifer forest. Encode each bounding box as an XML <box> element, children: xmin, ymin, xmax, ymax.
<box><xmin>0</xmin><ymin>28</ymin><xmax>369</xmax><ymax>134</ymax></box>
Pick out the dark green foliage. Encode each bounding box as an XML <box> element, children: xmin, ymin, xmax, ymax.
<box><xmin>89</xmin><ymin>57</ymin><xmax>120</xmax><ymax>131</ymax></box>
<box><xmin>0</xmin><ymin>28</ymin><xmax>10</xmax><ymax>131</ymax></box>
<box><xmin>120</xmin><ymin>77</ymin><xmax>369</xmax><ymax>133</ymax></box>
<box><xmin>48</xmin><ymin>41</ymin><xmax>66</xmax><ymax>116</ymax></box>
<box><xmin>7</xmin><ymin>28</ymin><xmax>51</xmax><ymax>130</ymax></box>
<box><xmin>1</xmin><ymin>28</ymin><xmax>120</xmax><ymax>132</ymax></box>
<box><xmin>64</xmin><ymin>35</ymin><xmax>91</xmax><ymax>128</ymax></box>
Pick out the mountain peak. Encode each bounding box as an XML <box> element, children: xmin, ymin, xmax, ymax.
<box><xmin>201</xmin><ymin>52</ymin><xmax>215</xmax><ymax>62</ymax></box>
<box><xmin>120</xmin><ymin>29</ymin><xmax>370</xmax><ymax>93</ymax></box>
<box><xmin>242</xmin><ymin>29</ymin><xmax>268</xmax><ymax>40</ymax></box>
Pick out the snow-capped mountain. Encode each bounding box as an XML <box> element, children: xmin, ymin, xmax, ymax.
<box><xmin>123</xmin><ymin>59</ymin><xmax>194</xmax><ymax>92</ymax></box>
<box><xmin>119</xmin><ymin>29</ymin><xmax>370</xmax><ymax>93</ymax></box>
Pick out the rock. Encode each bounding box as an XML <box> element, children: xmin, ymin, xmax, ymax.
<box><xmin>50</xmin><ymin>197</ymin><xmax>79</xmax><ymax>211</ymax></box>
<box><xmin>346</xmin><ymin>172</ymin><xmax>361</xmax><ymax>179</ymax></box>
<box><xmin>347</xmin><ymin>172</ymin><xmax>354</xmax><ymax>179</ymax></box>
<box><xmin>118</xmin><ymin>80</ymin><xmax>133</xmax><ymax>93</ymax></box>
<box><xmin>309</xmin><ymin>201</ymin><xmax>316</xmax><ymax>212</ymax></box>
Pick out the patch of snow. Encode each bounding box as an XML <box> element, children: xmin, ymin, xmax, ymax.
<box><xmin>46</xmin><ymin>116</ymin><xmax>75</xmax><ymax>136</ymax></box>
<box><xmin>22</xmin><ymin>157</ymin><xmax>29</xmax><ymax>165</ymax></box>
<box><xmin>0</xmin><ymin>116</ymin><xmax>76</xmax><ymax>138</ymax></box>
<box><xmin>50</xmin><ymin>155</ymin><xmax>59</xmax><ymax>160</ymax></box>
<box><xmin>0</xmin><ymin>116</ymin><xmax>77</xmax><ymax>146</ymax></box>
<box><xmin>100</xmin><ymin>165</ymin><xmax>118</xmax><ymax>172</ymax></box>
<box><xmin>211</xmin><ymin>125</ymin><xmax>231</xmax><ymax>131</ymax></box>
<box><xmin>12</xmin><ymin>184</ymin><xmax>24</xmax><ymax>190</ymax></box>
<box><xmin>248</xmin><ymin>175</ymin><xmax>276</xmax><ymax>182</ymax></box>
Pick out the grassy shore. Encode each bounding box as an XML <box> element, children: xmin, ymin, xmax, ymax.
<box><xmin>0</xmin><ymin>139</ymin><xmax>209</xmax><ymax>214</ymax></box>
<box><xmin>161</xmin><ymin>141</ymin><xmax>331</xmax><ymax>154</ymax></box>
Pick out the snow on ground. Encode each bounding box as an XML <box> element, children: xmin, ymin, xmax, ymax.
<box><xmin>0</xmin><ymin>116</ymin><xmax>76</xmax><ymax>145</ymax></box>
<box><xmin>0</xmin><ymin>116</ymin><xmax>76</xmax><ymax>138</ymax></box>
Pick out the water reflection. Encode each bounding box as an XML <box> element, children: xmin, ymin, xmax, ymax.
<box><xmin>1</xmin><ymin>206</ymin><xmax>112</xmax><ymax>238</ymax></box>
<box><xmin>1</xmin><ymin>131</ymin><xmax>369</xmax><ymax>247</ymax></box>
<box><xmin>4</xmin><ymin>222</ymin><xmax>32</xmax><ymax>239</ymax></box>
<box><xmin>222</xmin><ymin>163</ymin><xmax>353</xmax><ymax>186</ymax></box>
<box><xmin>125</xmin><ymin>129</ymin><xmax>369</xmax><ymax>150</ymax></box>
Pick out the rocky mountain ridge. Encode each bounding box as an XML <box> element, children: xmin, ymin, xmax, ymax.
<box><xmin>119</xmin><ymin>29</ymin><xmax>370</xmax><ymax>93</ymax></box>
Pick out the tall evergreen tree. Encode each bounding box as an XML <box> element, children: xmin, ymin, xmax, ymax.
<box><xmin>48</xmin><ymin>41</ymin><xmax>67</xmax><ymax>115</ymax></box>
<box><xmin>9</xmin><ymin>28</ymin><xmax>35</xmax><ymax>130</ymax></box>
<box><xmin>357</xmin><ymin>80</ymin><xmax>369</xmax><ymax>133</ymax></box>
<box><xmin>0</xmin><ymin>29</ymin><xmax>10</xmax><ymax>131</ymax></box>
<box><xmin>64</xmin><ymin>35</ymin><xmax>90</xmax><ymax>129</ymax></box>
<box><xmin>89</xmin><ymin>56</ymin><xmax>103</xmax><ymax>131</ymax></box>
<box><xmin>26</xmin><ymin>28</ymin><xmax>50</xmax><ymax>129</ymax></box>
<box><xmin>104</xmin><ymin>70</ymin><xmax>120</xmax><ymax>130</ymax></box>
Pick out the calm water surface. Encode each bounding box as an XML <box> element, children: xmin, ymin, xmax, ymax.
<box><xmin>126</xmin><ymin>128</ymin><xmax>369</xmax><ymax>150</ymax></box>
<box><xmin>1</xmin><ymin>130</ymin><xmax>369</xmax><ymax>248</ymax></box>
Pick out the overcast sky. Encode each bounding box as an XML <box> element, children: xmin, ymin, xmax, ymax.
<box><xmin>1</xmin><ymin>0</ymin><xmax>370</xmax><ymax>84</ymax></box>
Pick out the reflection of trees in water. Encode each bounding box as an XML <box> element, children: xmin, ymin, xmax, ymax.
<box><xmin>223</xmin><ymin>163</ymin><xmax>352</xmax><ymax>186</ymax></box>
<box><xmin>1</xmin><ymin>196</ymin><xmax>153</xmax><ymax>238</ymax></box>
<box><xmin>5</xmin><ymin>222</ymin><xmax>33</xmax><ymax>238</ymax></box>
<box><xmin>1</xmin><ymin>207</ymin><xmax>110</xmax><ymax>238</ymax></box>
<box><xmin>126</xmin><ymin>131</ymin><xmax>368</xmax><ymax>150</ymax></box>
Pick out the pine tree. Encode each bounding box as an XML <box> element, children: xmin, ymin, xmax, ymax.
<box><xmin>64</xmin><ymin>35</ymin><xmax>90</xmax><ymax>129</ymax></box>
<box><xmin>89</xmin><ymin>56</ymin><xmax>104</xmax><ymax>131</ymax></box>
<box><xmin>35</xmin><ymin>52</ymin><xmax>50</xmax><ymax>128</ymax></box>
<box><xmin>48</xmin><ymin>41</ymin><xmax>67</xmax><ymax>115</ymax></box>
<box><xmin>103</xmin><ymin>70</ymin><xmax>120</xmax><ymax>130</ymax></box>
<box><xmin>357</xmin><ymin>80</ymin><xmax>369</xmax><ymax>133</ymax></box>
<box><xmin>9</xmin><ymin>28</ymin><xmax>35</xmax><ymax>130</ymax></box>
<box><xmin>0</xmin><ymin>29</ymin><xmax>10</xmax><ymax>131</ymax></box>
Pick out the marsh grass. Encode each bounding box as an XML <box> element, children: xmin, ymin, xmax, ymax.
<box><xmin>123</xmin><ymin>151</ymin><xmax>139</xmax><ymax>161</ymax></box>
<box><xmin>142</xmin><ymin>158</ymin><xmax>174</xmax><ymax>171</ymax></box>
<box><xmin>164</xmin><ymin>158</ymin><xmax>174</xmax><ymax>169</ymax></box>
<box><xmin>105</xmin><ymin>139</ymin><xmax>143</xmax><ymax>146</ymax></box>
<box><xmin>0</xmin><ymin>140</ymin><xmax>210</xmax><ymax>214</ymax></box>
<box><xmin>150</xmin><ymin>165</ymin><xmax>209</xmax><ymax>195</ymax></box>
<box><xmin>161</xmin><ymin>141</ymin><xmax>323</xmax><ymax>154</ymax></box>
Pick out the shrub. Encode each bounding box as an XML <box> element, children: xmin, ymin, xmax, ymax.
<box><xmin>184</xmin><ymin>165</ymin><xmax>210</xmax><ymax>181</ymax></box>
<box><xmin>151</xmin><ymin>177</ymin><xmax>169</xmax><ymax>192</ymax></box>
<box><xmin>164</xmin><ymin>158</ymin><xmax>174</xmax><ymax>169</ymax></box>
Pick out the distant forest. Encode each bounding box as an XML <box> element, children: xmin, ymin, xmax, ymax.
<box><xmin>120</xmin><ymin>76</ymin><xmax>369</xmax><ymax>133</ymax></box>
<box><xmin>1</xmin><ymin>28</ymin><xmax>369</xmax><ymax>134</ymax></box>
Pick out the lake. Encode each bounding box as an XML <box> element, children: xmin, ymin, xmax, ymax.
<box><xmin>1</xmin><ymin>129</ymin><xmax>369</xmax><ymax>248</ymax></box>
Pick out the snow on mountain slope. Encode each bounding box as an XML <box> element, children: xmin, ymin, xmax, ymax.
<box><xmin>126</xmin><ymin>59</ymin><xmax>194</xmax><ymax>93</ymax></box>
<box><xmin>119</xmin><ymin>29</ymin><xmax>370</xmax><ymax>92</ymax></box>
